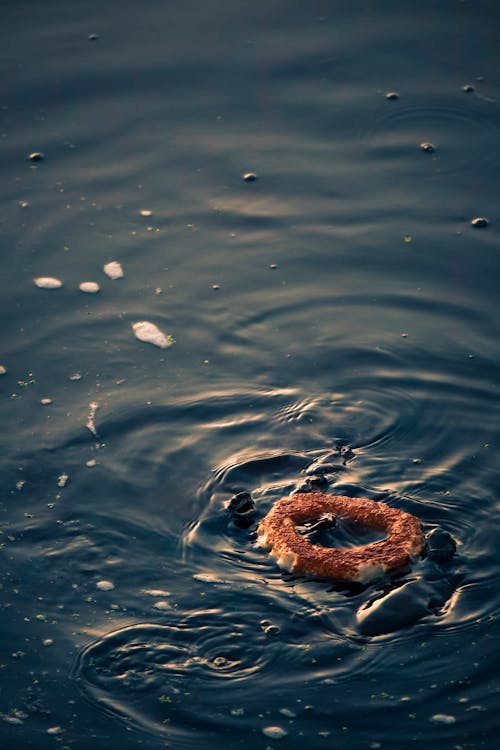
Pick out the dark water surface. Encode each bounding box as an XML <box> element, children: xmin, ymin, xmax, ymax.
<box><xmin>1</xmin><ymin>1</ymin><xmax>499</xmax><ymax>748</ymax></box>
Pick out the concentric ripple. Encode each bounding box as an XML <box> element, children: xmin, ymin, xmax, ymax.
<box><xmin>365</xmin><ymin>101</ymin><xmax>500</xmax><ymax>176</ymax></box>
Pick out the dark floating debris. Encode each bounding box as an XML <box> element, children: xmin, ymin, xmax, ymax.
<box><xmin>385</xmin><ymin>91</ymin><xmax>399</xmax><ymax>100</ymax></box>
<box><xmin>28</xmin><ymin>152</ymin><xmax>44</xmax><ymax>162</ymax></box>
<box><xmin>420</xmin><ymin>142</ymin><xmax>436</xmax><ymax>153</ymax></box>
<box><xmin>242</xmin><ymin>172</ymin><xmax>257</xmax><ymax>182</ymax></box>
<box><xmin>424</xmin><ymin>527</ymin><xmax>456</xmax><ymax>563</ymax></box>
<box><xmin>462</xmin><ymin>84</ymin><xmax>475</xmax><ymax>93</ymax></box>
<box><xmin>471</xmin><ymin>217</ymin><xmax>489</xmax><ymax>228</ymax></box>
<box><xmin>227</xmin><ymin>491</ymin><xmax>256</xmax><ymax>529</ymax></box>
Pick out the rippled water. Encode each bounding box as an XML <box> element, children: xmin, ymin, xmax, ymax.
<box><xmin>1</xmin><ymin>1</ymin><xmax>499</xmax><ymax>748</ymax></box>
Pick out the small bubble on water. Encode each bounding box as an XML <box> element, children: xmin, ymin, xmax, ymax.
<box><xmin>88</xmin><ymin>33</ymin><xmax>99</xmax><ymax>41</ymax></box>
<box><xmin>470</xmin><ymin>217</ymin><xmax>488</xmax><ymax>228</ymax></box>
<box><xmin>40</xmin><ymin>398</ymin><xmax>53</xmax><ymax>405</ymax></box>
<box><xmin>28</xmin><ymin>152</ymin><xmax>44</xmax><ymax>162</ymax></box>
<box><xmin>264</xmin><ymin>624</ymin><xmax>281</xmax><ymax>637</ymax></box>
<box><xmin>69</xmin><ymin>372</ymin><xmax>82</xmax><ymax>381</ymax></box>
<box><xmin>42</xmin><ymin>638</ymin><xmax>54</xmax><ymax>647</ymax></box>
<box><xmin>0</xmin><ymin>365</ymin><xmax>7</xmax><ymax>375</ymax></box>
<box><xmin>242</xmin><ymin>172</ymin><xmax>258</xmax><ymax>182</ymax></box>
<box><xmin>385</xmin><ymin>91</ymin><xmax>399</xmax><ymax>100</ymax></box>
<box><xmin>140</xmin><ymin>209</ymin><xmax>153</xmax><ymax>216</ymax></box>
<box><xmin>19</xmin><ymin>200</ymin><xmax>29</xmax><ymax>208</ymax></box>
<box><xmin>462</xmin><ymin>84</ymin><xmax>475</xmax><ymax>93</ymax></box>
<box><xmin>420</xmin><ymin>142</ymin><xmax>435</xmax><ymax>153</ymax></box>
<box><xmin>212</xmin><ymin>656</ymin><xmax>228</xmax><ymax>668</ymax></box>
<box><xmin>96</xmin><ymin>580</ymin><xmax>115</xmax><ymax>591</ymax></box>
<box><xmin>262</xmin><ymin>725</ymin><xmax>288</xmax><ymax>739</ymax></box>
<box><xmin>279</xmin><ymin>707</ymin><xmax>296</xmax><ymax>718</ymax></box>
<box><xmin>230</xmin><ymin>707</ymin><xmax>245</xmax><ymax>717</ymax></box>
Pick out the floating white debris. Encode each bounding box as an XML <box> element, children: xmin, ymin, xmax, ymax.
<box><xmin>262</xmin><ymin>725</ymin><xmax>288</xmax><ymax>739</ymax></box>
<box><xmin>140</xmin><ymin>209</ymin><xmax>153</xmax><ymax>216</ymax></box>
<box><xmin>279</xmin><ymin>707</ymin><xmax>297</xmax><ymax>718</ymax></box>
<box><xmin>153</xmin><ymin>600</ymin><xmax>170</xmax><ymax>610</ymax></box>
<box><xmin>193</xmin><ymin>573</ymin><xmax>227</xmax><ymax>584</ymax></box>
<box><xmin>0</xmin><ymin>365</ymin><xmax>6</xmax><ymax>375</ymax></box>
<box><xmin>96</xmin><ymin>580</ymin><xmax>115</xmax><ymax>591</ymax></box>
<box><xmin>86</xmin><ymin>458</ymin><xmax>97</xmax><ymax>467</ymax></box>
<box><xmin>69</xmin><ymin>372</ymin><xmax>82</xmax><ymax>381</ymax></box>
<box><xmin>132</xmin><ymin>321</ymin><xmax>174</xmax><ymax>349</ymax></box>
<box><xmin>34</xmin><ymin>277</ymin><xmax>63</xmax><ymax>289</ymax></box>
<box><xmin>430</xmin><ymin>713</ymin><xmax>456</xmax><ymax>724</ymax></box>
<box><xmin>46</xmin><ymin>726</ymin><xmax>63</xmax><ymax>735</ymax></box>
<box><xmin>86</xmin><ymin>401</ymin><xmax>99</xmax><ymax>436</ymax></box>
<box><xmin>103</xmin><ymin>261</ymin><xmax>124</xmax><ymax>279</ymax></box>
<box><xmin>79</xmin><ymin>281</ymin><xmax>100</xmax><ymax>294</ymax></box>
<box><xmin>141</xmin><ymin>588</ymin><xmax>171</xmax><ymax>597</ymax></box>
<box><xmin>40</xmin><ymin>398</ymin><xmax>53</xmax><ymax>405</ymax></box>
<box><xmin>42</xmin><ymin>638</ymin><xmax>54</xmax><ymax>647</ymax></box>
<box><xmin>57</xmin><ymin>473</ymin><xmax>69</xmax><ymax>488</ymax></box>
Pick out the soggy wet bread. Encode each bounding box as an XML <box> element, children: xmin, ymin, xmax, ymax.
<box><xmin>257</xmin><ymin>492</ymin><xmax>423</xmax><ymax>583</ymax></box>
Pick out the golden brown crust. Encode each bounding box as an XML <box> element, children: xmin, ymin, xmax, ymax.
<box><xmin>257</xmin><ymin>492</ymin><xmax>423</xmax><ymax>583</ymax></box>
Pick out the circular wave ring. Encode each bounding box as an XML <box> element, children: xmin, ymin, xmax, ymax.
<box><xmin>365</xmin><ymin>103</ymin><xmax>500</xmax><ymax>175</ymax></box>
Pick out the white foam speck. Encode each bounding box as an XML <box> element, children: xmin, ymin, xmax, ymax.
<box><xmin>46</xmin><ymin>727</ymin><xmax>63</xmax><ymax>735</ymax></box>
<box><xmin>0</xmin><ymin>365</ymin><xmax>6</xmax><ymax>375</ymax></box>
<box><xmin>153</xmin><ymin>600</ymin><xmax>170</xmax><ymax>610</ymax></box>
<box><xmin>86</xmin><ymin>458</ymin><xmax>97</xmax><ymax>467</ymax></box>
<box><xmin>57</xmin><ymin>473</ymin><xmax>69</xmax><ymax>488</ymax></box>
<box><xmin>34</xmin><ymin>277</ymin><xmax>63</xmax><ymax>289</ymax></box>
<box><xmin>141</xmin><ymin>588</ymin><xmax>171</xmax><ymax>597</ymax></box>
<box><xmin>79</xmin><ymin>281</ymin><xmax>100</xmax><ymax>293</ymax></box>
<box><xmin>430</xmin><ymin>713</ymin><xmax>456</xmax><ymax>724</ymax></box>
<box><xmin>140</xmin><ymin>209</ymin><xmax>153</xmax><ymax>216</ymax></box>
<box><xmin>132</xmin><ymin>321</ymin><xmax>174</xmax><ymax>348</ymax></box>
<box><xmin>86</xmin><ymin>401</ymin><xmax>99</xmax><ymax>436</ymax></box>
<box><xmin>40</xmin><ymin>398</ymin><xmax>53</xmax><ymax>405</ymax></box>
<box><xmin>103</xmin><ymin>261</ymin><xmax>124</xmax><ymax>279</ymax></box>
<box><xmin>262</xmin><ymin>725</ymin><xmax>288</xmax><ymax>739</ymax></box>
<box><xmin>96</xmin><ymin>580</ymin><xmax>115</xmax><ymax>591</ymax></box>
<box><xmin>193</xmin><ymin>573</ymin><xmax>227</xmax><ymax>584</ymax></box>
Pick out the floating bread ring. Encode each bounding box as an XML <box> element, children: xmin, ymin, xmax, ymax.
<box><xmin>257</xmin><ymin>492</ymin><xmax>423</xmax><ymax>583</ymax></box>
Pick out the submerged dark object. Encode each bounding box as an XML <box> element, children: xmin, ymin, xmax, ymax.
<box><xmin>424</xmin><ymin>527</ymin><xmax>456</xmax><ymax>563</ymax></box>
<box><xmin>228</xmin><ymin>491</ymin><xmax>257</xmax><ymax>529</ymax></box>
